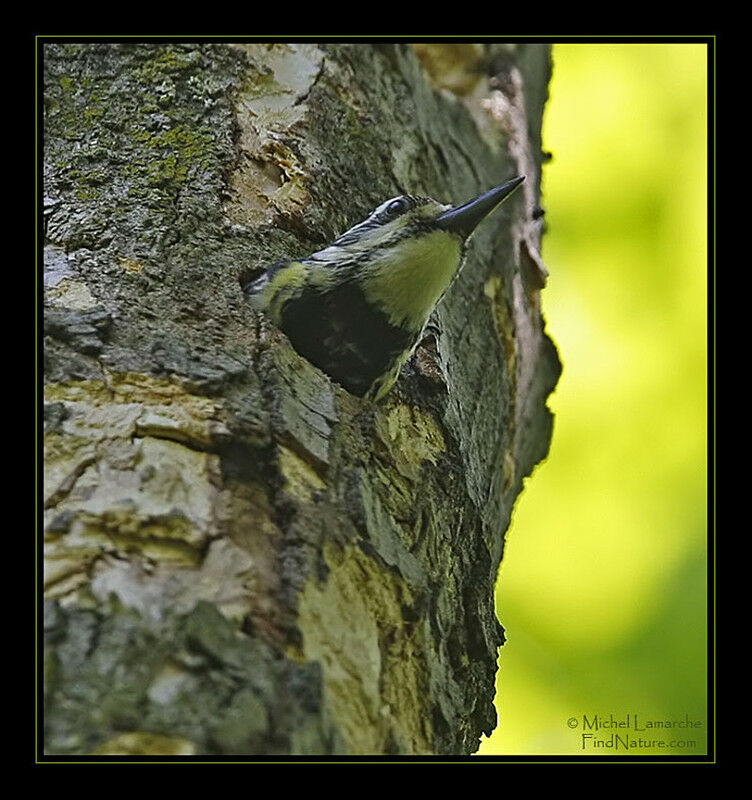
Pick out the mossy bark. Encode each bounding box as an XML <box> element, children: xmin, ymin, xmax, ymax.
<box><xmin>42</xmin><ymin>41</ymin><xmax>560</xmax><ymax>757</ymax></box>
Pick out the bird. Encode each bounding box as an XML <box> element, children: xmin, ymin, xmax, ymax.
<box><xmin>243</xmin><ymin>176</ymin><xmax>525</xmax><ymax>401</ymax></box>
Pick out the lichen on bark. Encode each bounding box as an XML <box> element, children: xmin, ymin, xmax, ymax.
<box><xmin>42</xmin><ymin>41</ymin><xmax>560</xmax><ymax>757</ymax></box>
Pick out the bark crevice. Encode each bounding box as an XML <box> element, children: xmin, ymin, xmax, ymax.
<box><xmin>42</xmin><ymin>41</ymin><xmax>561</xmax><ymax>757</ymax></box>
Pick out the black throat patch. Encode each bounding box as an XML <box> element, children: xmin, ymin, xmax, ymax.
<box><xmin>279</xmin><ymin>280</ymin><xmax>415</xmax><ymax>397</ymax></box>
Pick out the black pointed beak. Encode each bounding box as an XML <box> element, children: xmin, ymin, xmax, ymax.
<box><xmin>435</xmin><ymin>176</ymin><xmax>525</xmax><ymax>237</ymax></box>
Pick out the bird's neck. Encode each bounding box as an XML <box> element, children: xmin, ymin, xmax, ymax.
<box><xmin>360</xmin><ymin>231</ymin><xmax>463</xmax><ymax>331</ymax></box>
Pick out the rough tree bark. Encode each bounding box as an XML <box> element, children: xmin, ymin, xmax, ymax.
<box><xmin>42</xmin><ymin>41</ymin><xmax>560</xmax><ymax>757</ymax></box>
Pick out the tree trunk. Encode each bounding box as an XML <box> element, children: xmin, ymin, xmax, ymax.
<box><xmin>42</xmin><ymin>41</ymin><xmax>560</xmax><ymax>757</ymax></box>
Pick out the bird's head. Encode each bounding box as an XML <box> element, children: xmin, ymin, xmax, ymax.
<box><xmin>304</xmin><ymin>176</ymin><xmax>525</xmax><ymax>331</ymax></box>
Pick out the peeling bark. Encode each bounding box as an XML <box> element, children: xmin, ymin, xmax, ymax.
<box><xmin>41</xmin><ymin>41</ymin><xmax>560</xmax><ymax>757</ymax></box>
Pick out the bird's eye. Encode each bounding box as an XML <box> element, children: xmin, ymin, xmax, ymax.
<box><xmin>385</xmin><ymin>198</ymin><xmax>408</xmax><ymax>218</ymax></box>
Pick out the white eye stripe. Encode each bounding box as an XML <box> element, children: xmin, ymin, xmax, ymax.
<box><xmin>375</xmin><ymin>196</ymin><xmax>404</xmax><ymax>214</ymax></box>
<box><xmin>374</xmin><ymin>195</ymin><xmax>412</xmax><ymax>217</ymax></box>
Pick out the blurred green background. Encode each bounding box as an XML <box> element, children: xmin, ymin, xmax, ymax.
<box><xmin>478</xmin><ymin>43</ymin><xmax>709</xmax><ymax>756</ymax></box>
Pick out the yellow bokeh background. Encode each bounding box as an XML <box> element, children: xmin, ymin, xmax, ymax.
<box><xmin>478</xmin><ymin>43</ymin><xmax>709</xmax><ymax>756</ymax></box>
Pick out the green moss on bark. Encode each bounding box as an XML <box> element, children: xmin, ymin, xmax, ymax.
<box><xmin>43</xmin><ymin>42</ymin><xmax>560</xmax><ymax>757</ymax></box>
